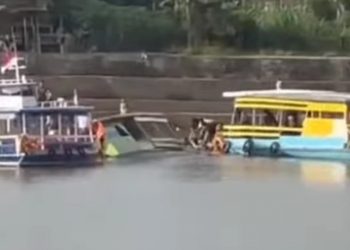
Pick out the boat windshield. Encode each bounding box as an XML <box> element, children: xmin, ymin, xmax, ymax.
<box><xmin>0</xmin><ymin>111</ymin><xmax>93</xmax><ymax>140</ymax></box>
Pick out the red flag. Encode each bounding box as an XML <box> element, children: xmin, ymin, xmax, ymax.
<box><xmin>1</xmin><ymin>52</ymin><xmax>17</xmax><ymax>74</ymax></box>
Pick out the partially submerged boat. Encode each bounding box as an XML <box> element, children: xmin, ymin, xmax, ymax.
<box><xmin>0</xmin><ymin>53</ymin><xmax>100</xmax><ymax>167</ymax></box>
<box><xmin>221</xmin><ymin>85</ymin><xmax>350</xmax><ymax>161</ymax></box>
<box><xmin>99</xmin><ymin>112</ymin><xmax>184</xmax><ymax>157</ymax></box>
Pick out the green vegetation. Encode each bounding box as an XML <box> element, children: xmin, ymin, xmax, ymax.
<box><xmin>49</xmin><ymin>0</ymin><xmax>350</xmax><ymax>53</ymax></box>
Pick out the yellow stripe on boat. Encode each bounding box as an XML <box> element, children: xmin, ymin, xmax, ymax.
<box><xmin>223</xmin><ymin>125</ymin><xmax>302</xmax><ymax>133</ymax></box>
<box><xmin>222</xmin><ymin>131</ymin><xmax>280</xmax><ymax>138</ymax></box>
<box><xmin>235</xmin><ymin>97</ymin><xmax>347</xmax><ymax>112</ymax></box>
<box><xmin>236</xmin><ymin>97</ymin><xmax>309</xmax><ymax>106</ymax></box>
<box><xmin>307</xmin><ymin>103</ymin><xmax>346</xmax><ymax>112</ymax></box>
<box><xmin>235</xmin><ymin>103</ymin><xmax>307</xmax><ymax>111</ymax></box>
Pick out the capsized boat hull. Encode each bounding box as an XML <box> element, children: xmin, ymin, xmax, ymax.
<box><xmin>101</xmin><ymin>112</ymin><xmax>184</xmax><ymax>158</ymax></box>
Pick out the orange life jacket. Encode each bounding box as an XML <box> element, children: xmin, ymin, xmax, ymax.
<box><xmin>211</xmin><ymin>133</ymin><xmax>226</xmax><ymax>155</ymax></box>
<box><xmin>93</xmin><ymin>121</ymin><xmax>106</xmax><ymax>141</ymax></box>
<box><xmin>21</xmin><ymin>135</ymin><xmax>41</xmax><ymax>155</ymax></box>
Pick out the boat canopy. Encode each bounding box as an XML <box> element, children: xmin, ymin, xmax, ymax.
<box><xmin>222</xmin><ymin>89</ymin><xmax>350</xmax><ymax>103</ymax></box>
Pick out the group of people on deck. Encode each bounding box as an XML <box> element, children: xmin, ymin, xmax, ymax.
<box><xmin>187</xmin><ymin>118</ymin><xmax>229</xmax><ymax>154</ymax></box>
<box><xmin>37</xmin><ymin>83</ymin><xmax>54</xmax><ymax>103</ymax></box>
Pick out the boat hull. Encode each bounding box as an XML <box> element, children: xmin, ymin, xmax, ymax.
<box><xmin>226</xmin><ymin>137</ymin><xmax>350</xmax><ymax>161</ymax></box>
<box><xmin>0</xmin><ymin>152</ymin><xmax>101</xmax><ymax>168</ymax></box>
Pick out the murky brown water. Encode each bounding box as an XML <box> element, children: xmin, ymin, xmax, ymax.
<box><xmin>0</xmin><ymin>152</ymin><xmax>349</xmax><ymax>250</ymax></box>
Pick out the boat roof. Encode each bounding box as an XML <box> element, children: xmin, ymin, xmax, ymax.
<box><xmin>0</xmin><ymin>81</ymin><xmax>37</xmax><ymax>88</ymax></box>
<box><xmin>99</xmin><ymin>112</ymin><xmax>169</xmax><ymax>123</ymax></box>
<box><xmin>222</xmin><ymin>89</ymin><xmax>350</xmax><ymax>103</ymax></box>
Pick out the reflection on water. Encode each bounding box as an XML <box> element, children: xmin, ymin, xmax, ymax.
<box><xmin>1</xmin><ymin>153</ymin><xmax>348</xmax><ymax>188</ymax></box>
<box><xmin>0</xmin><ymin>153</ymin><xmax>349</xmax><ymax>250</ymax></box>
<box><xmin>217</xmin><ymin>156</ymin><xmax>349</xmax><ymax>188</ymax></box>
<box><xmin>300</xmin><ymin>161</ymin><xmax>347</xmax><ymax>187</ymax></box>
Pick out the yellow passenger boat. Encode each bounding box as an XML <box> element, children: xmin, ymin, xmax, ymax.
<box><xmin>222</xmin><ymin>85</ymin><xmax>350</xmax><ymax>160</ymax></box>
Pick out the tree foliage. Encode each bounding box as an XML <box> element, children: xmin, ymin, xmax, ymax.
<box><xmin>310</xmin><ymin>0</ymin><xmax>337</xmax><ymax>21</ymax></box>
<box><xmin>49</xmin><ymin>0</ymin><xmax>350</xmax><ymax>53</ymax></box>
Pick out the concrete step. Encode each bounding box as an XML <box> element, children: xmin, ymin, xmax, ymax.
<box><xmin>38</xmin><ymin>75</ymin><xmax>350</xmax><ymax>101</ymax></box>
<box><xmin>27</xmin><ymin>53</ymin><xmax>350</xmax><ymax>81</ymax></box>
<box><xmin>80</xmin><ymin>98</ymin><xmax>233</xmax><ymax>113</ymax></box>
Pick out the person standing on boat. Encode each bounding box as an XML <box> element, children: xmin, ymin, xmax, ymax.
<box><xmin>120</xmin><ymin>99</ymin><xmax>128</xmax><ymax>114</ymax></box>
<box><xmin>77</xmin><ymin>115</ymin><xmax>89</xmax><ymax>135</ymax></box>
<box><xmin>210</xmin><ymin>123</ymin><xmax>230</xmax><ymax>155</ymax></box>
<box><xmin>40</xmin><ymin>89</ymin><xmax>54</xmax><ymax>107</ymax></box>
<box><xmin>188</xmin><ymin>118</ymin><xmax>207</xmax><ymax>150</ymax></box>
<box><xmin>92</xmin><ymin>120</ymin><xmax>107</xmax><ymax>156</ymax></box>
<box><xmin>197</xmin><ymin>118</ymin><xmax>209</xmax><ymax>148</ymax></box>
<box><xmin>188</xmin><ymin>118</ymin><xmax>200</xmax><ymax>149</ymax></box>
<box><xmin>36</xmin><ymin>83</ymin><xmax>46</xmax><ymax>101</ymax></box>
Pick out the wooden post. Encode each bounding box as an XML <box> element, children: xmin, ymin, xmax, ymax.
<box><xmin>231</xmin><ymin>107</ymin><xmax>236</xmax><ymax>124</ymax></box>
<box><xmin>40</xmin><ymin>114</ymin><xmax>44</xmax><ymax>150</ymax></box>
<box><xmin>58</xmin><ymin>114</ymin><xmax>62</xmax><ymax>136</ymax></box>
<box><xmin>35</xmin><ymin>16</ymin><xmax>41</xmax><ymax>54</ymax></box>
<box><xmin>59</xmin><ymin>16</ymin><xmax>64</xmax><ymax>54</ymax></box>
<box><xmin>74</xmin><ymin>115</ymin><xmax>78</xmax><ymax>142</ymax></box>
<box><xmin>22</xmin><ymin>113</ymin><xmax>26</xmax><ymax>134</ymax></box>
<box><xmin>88</xmin><ymin>113</ymin><xmax>93</xmax><ymax>143</ymax></box>
<box><xmin>23</xmin><ymin>16</ymin><xmax>28</xmax><ymax>51</ymax></box>
<box><xmin>6</xmin><ymin>119</ymin><xmax>10</xmax><ymax>134</ymax></box>
<box><xmin>30</xmin><ymin>16</ymin><xmax>36</xmax><ymax>52</ymax></box>
<box><xmin>278</xmin><ymin>110</ymin><xmax>283</xmax><ymax>127</ymax></box>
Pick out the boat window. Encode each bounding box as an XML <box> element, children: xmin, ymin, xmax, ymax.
<box><xmin>26</xmin><ymin>113</ymin><xmax>41</xmax><ymax>135</ymax></box>
<box><xmin>255</xmin><ymin>109</ymin><xmax>279</xmax><ymax>127</ymax></box>
<box><xmin>139</xmin><ymin>122</ymin><xmax>174</xmax><ymax>138</ymax></box>
<box><xmin>321</xmin><ymin>112</ymin><xmax>344</xmax><ymax>119</ymax></box>
<box><xmin>44</xmin><ymin>114</ymin><xmax>59</xmax><ymax>135</ymax></box>
<box><xmin>282</xmin><ymin>111</ymin><xmax>306</xmax><ymax>128</ymax></box>
<box><xmin>0</xmin><ymin>114</ymin><xmax>22</xmax><ymax>134</ymax></box>
<box><xmin>0</xmin><ymin>120</ymin><xmax>7</xmax><ymax>134</ymax></box>
<box><xmin>234</xmin><ymin>108</ymin><xmax>253</xmax><ymax>125</ymax></box>
<box><xmin>307</xmin><ymin>111</ymin><xmax>320</xmax><ymax>118</ymax></box>
<box><xmin>115</xmin><ymin>124</ymin><xmax>129</xmax><ymax>137</ymax></box>
<box><xmin>61</xmin><ymin>114</ymin><xmax>75</xmax><ymax>135</ymax></box>
<box><xmin>122</xmin><ymin>119</ymin><xmax>146</xmax><ymax>141</ymax></box>
<box><xmin>75</xmin><ymin>114</ymin><xmax>90</xmax><ymax>135</ymax></box>
<box><xmin>9</xmin><ymin>115</ymin><xmax>22</xmax><ymax>134</ymax></box>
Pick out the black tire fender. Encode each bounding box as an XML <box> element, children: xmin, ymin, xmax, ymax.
<box><xmin>270</xmin><ymin>142</ymin><xmax>280</xmax><ymax>156</ymax></box>
<box><xmin>242</xmin><ymin>139</ymin><xmax>254</xmax><ymax>156</ymax></box>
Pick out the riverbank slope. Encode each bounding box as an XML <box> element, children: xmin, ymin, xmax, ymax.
<box><xmin>26</xmin><ymin>53</ymin><xmax>350</xmax><ymax>126</ymax></box>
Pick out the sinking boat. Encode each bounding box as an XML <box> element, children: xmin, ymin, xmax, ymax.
<box><xmin>99</xmin><ymin>112</ymin><xmax>184</xmax><ymax>157</ymax></box>
<box><xmin>221</xmin><ymin>84</ymin><xmax>350</xmax><ymax>161</ymax></box>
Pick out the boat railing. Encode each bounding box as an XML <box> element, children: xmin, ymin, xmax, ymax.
<box><xmin>0</xmin><ymin>78</ymin><xmax>37</xmax><ymax>86</ymax></box>
<box><xmin>0</xmin><ymin>134</ymin><xmax>94</xmax><ymax>142</ymax></box>
<box><xmin>39</xmin><ymin>100</ymin><xmax>81</xmax><ymax>108</ymax></box>
<box><xmin>44</xmin><ymin>134</ymin><xmax>94</xmax><ymax>142</ymax></box>
<box><xmin>25</xmin><ymin>134</ymin><xmax>95</xmax><ymax>145</ymax></box>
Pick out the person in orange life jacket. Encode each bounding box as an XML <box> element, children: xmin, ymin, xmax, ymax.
<box><xmin>211</xmin><ymin>123</ymin><xmax>228</xmax><ymax>154</ymax></box>
<box><xmin>92</xmin><ymin>120</ymin><xmax>106</xmax><ymax>155</ymax></box>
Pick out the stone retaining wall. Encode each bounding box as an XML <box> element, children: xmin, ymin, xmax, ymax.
<box><xmin>26</xmin><ymin>53</ymin><xmax>350</xmax><ymax>81</ymax></box>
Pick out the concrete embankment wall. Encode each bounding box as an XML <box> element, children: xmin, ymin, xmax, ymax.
<box><xmin>24</xmin><ymin>53</ymin><xmax>350</xmax><ymax>122</ymax></box>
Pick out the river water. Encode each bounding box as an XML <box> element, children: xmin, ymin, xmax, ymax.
<box><xmin>0</xmin><ymin>152</ymin><xmax>349</xmax><ymax>250</ymax></box>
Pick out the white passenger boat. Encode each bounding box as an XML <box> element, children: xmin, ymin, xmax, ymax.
<box><xmin>0</xmin><ymin>48</ymin><xmax>100</xmax><ymax>167</ymax></box>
